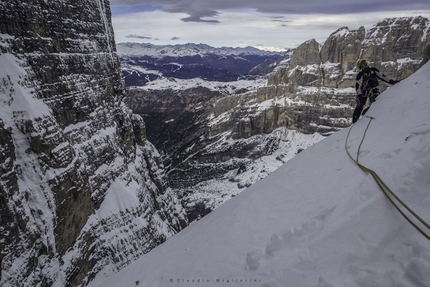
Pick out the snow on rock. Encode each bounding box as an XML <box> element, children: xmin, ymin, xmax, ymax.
<box><xmin>91</xmin><ymin>61</ymin><xmax>430</xmax><ymax>287</ymax></box>
<box><xmin>139</xmin><ymin>76</ymin><xmax>267</xmax><ymax>95</ymax></box>
<box><xmin>116</xmin><ymin>42</ymin><xmax>283</xmax><ymax>58</ymax></box>
<box><xmin>0</xmin><ymin>1</ymin><xmax>188</xmax><ymax>286</ymax></box>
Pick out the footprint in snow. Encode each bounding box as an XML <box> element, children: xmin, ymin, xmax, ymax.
<box><xmin>245</xmin><ymin>208</ymin><xmax>335</xmax><ymax>271</ymax></box>
<box><xmin>402</xmin><ymin>239</ymin><xmax>430</xmax><ymax>286</ymax></box>
<box><xmin>245</xmin><ymin>249</ymin><xmax>263</xmax><ymax>270</ymax></box>
<box><xmin>316</xmin><ymin>276</ymin><xmax>336</xmax><ymax>287</ymax></box>
<box><xmin>377</xmin><ymin>147</ymin><xmax>402</xmax><ymax>160</ymax></box>
<box><xmin>409</xmin><ymin>124</ymin><xmax>430</xmax><ymax>136</ymax></box>
<box><xmin>264</xmin><ymin>207</ymin><xmax>335</xmax><ymax>257</ymax></box>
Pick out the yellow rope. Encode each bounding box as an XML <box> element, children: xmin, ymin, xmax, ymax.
<box><xmin>345</xmin><ymin>118</ymin><xmax>430</xmax><ymax>241</ymax></box>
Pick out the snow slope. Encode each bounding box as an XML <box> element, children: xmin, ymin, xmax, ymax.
<box><xmin>91</xmin><ymin>61</ymin><xmax>430</xmax><ymax>287</ymax></box>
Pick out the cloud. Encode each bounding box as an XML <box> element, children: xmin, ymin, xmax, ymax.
<box><xmin>181</xmin><ymin>16</ymin><xmax>219</xmax><ymax>23</ymax></box>
<box><xmin>270</xmin><ymin>16</ymin><xmax>291</xmax><ymax>24</ymax></box>
<box><xmin>180</xmin><ymin>9</ymin><xmax>220</xmax><ymax>23</ymax></box>
<box><xmin>110</xmin><ymin>1</ymin><xmax>430</xmax><ymax>50</ymax></box>
<box><xmin>110</xmin><ymin>4</ymin><xmax>163</xmax><ymax>16</ymax></box>
<box><xmin>171</xmin><ymin>8</ymin><xmax>219</xmax><ymax>23</ymax></box>
<box><xmin>110</xmin><ymin>0</ymin><xmax>430</xmax><ymax>24</ymax></box>
<box><xmin>125</xmin><ymin>34</ymin><xmax>152</xmax><ymax>40</ymax></box>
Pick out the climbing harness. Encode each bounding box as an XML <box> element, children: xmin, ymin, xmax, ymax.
<box><xmin>345</xmin><ymin>117</ymin><xmax>430</xmax><ymax>241</ymax></box>
<box><xmin>367</xmin><ymin>88</ymin><xmax>379</xmax><ymax>103</ymax></box>
<box><xmin>362</xmin><ymin>88</ymin><xmax>379</xmax><ymax>111</ymax></box>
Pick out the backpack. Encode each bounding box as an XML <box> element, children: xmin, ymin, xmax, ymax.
<box><xmin>363</xmin><ymin>70</ymin><xmax>379</xmax><ymax>91</ymax></box>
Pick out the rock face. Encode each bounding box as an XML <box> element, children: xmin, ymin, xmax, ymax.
<box><xmin>256</xmin><ymin>17</ymin><xmax>429</xmax><ymax>135</ymax></box>
<box><xmin>127</xmin><ymin>85</ymin><xmax>327</xmax><ymax>222</ymax></box>
<box><xmin>125</xmin><ymin>16</ymin><xmax>430</xmax><ymax>222</ymax></box>
<box><xmin>0</xmin><ymin>1</ymin><xmax>187</xmax><ymax>286</ymax></box>
<box><xmin>267</xmin><ymin>16</ymin><xmax>430</xmax><ymax>94</ymax></box>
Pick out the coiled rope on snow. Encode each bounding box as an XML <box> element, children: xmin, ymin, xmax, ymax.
<box><xmin>345</xmin><ymin>117</ymin><xmax>430</xmax><ymax>241</ymax></box>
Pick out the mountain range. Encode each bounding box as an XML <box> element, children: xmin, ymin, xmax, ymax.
<box><xmin>124</xmin><ymin>16</ymin><xmax>430</xmax><ymax>223</ymax></box>
<box><xmin>117</xmin><ymin>42</ymin><xmax>288</xmax><ymax>85</ymax></box>
<box><xmin>1</xmin><ymin>1</ymin><xmax>429</xmax><ymax>286</ymax></box>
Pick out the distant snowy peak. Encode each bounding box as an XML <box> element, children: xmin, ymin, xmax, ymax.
<box><xmin>375</xmin><ymin>15</ymin><xmax>429</xmax><ymax>29</ymax></box>
<box><xmin>329</xmin><ymin>26</ymin><xmax>354</xmax><ymax>38</ymax></box>
<box><xmin>116</xmin><ymin>42</ymin><xmax>285</xmax><ymax>58</ymax></box>
<box><xmin>327</xmin><ymin>16</ymin><xmax>429</xmax><ymax>40</ymax></box>
<box><xmin>117</xmin><ymin>42</ymin><xmax>289</xmax><ymax>85</ymax></box>
<box><xmin>362</xmin><ymin>16</ymin><xmax>429</xmax><ymax>55</ymax></box>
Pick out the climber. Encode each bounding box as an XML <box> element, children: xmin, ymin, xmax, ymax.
<box><xmin>352</xmin><ymin>59</ymin><xmax>400</xmax><ymax>123</ymax></box>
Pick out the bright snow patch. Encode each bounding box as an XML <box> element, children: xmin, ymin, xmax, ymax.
<box><xmin>135</xmin><ymin>76</ymin><xmax>268</xmax><ymax>94</ymax></box>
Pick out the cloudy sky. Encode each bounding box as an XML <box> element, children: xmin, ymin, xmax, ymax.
<box><xmin>109</xmin><ymin>0</ymin><xmax>430</xmax><ymax>51</ymax></box>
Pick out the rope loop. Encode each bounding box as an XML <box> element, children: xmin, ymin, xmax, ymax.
<box><xmin>345</xmin><ymin>118</ymin><xmax>430</xmax><ymax>241</ymax></box>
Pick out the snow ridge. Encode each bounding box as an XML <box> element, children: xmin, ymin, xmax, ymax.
<box><xmin>92</xmin><ymin>61</ymin><xmax>430</xmax><ymax>287</ymax></box>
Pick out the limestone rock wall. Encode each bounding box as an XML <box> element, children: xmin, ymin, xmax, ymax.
<box><xmin>0</xmin><ymin>1</ymin><xmax>187</xmax><ymax>286</ymax></box>
<box><xmin>267</xmin><ymin>16</ymin><xmax>430</xmax><ymax>96</ymax></box>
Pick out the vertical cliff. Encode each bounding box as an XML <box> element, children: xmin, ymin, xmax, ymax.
<box><xmin>0</xmin><ymin>1</ymin><xmax>187</xmax><ymax>286</ymax></box>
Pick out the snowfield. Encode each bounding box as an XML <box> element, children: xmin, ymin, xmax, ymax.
<box><xmin>137</xmin><ymin>76</ymin><xmax>268</xmax><ymax>94</ymax></box>
<box><xmin>90</xmin><ymin>61</ymin><xmax>430</xmax><ymax>287</ymax></box>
